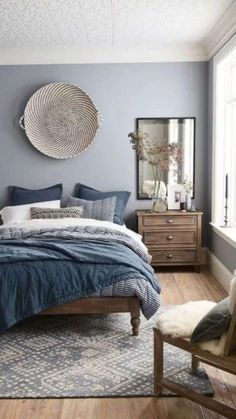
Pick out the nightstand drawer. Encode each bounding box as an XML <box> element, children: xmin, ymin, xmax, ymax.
<box><xmin>143</xmin><ymin>214</ymin><xmax>196</xmax><ymax>227</ymax></box>
<box><xmin>144</xmin><ymin>230</ymin><xmax>196</xmax><ymax>246</ymax></box>
<box><xmin>150</xmin><ymin>249</ymin><xmax>196</xmax><ymax>264</ymax></box>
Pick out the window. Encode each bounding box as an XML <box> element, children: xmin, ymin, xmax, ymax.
<box><xmin>212</xmin><ymin>36</ymin><xmax>236</xmax><ymax>234</ymax></box>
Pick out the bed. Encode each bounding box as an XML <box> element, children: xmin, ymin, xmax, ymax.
<box><xmin>0</xmin><ymin>218</ymin><xmax>161</xmax><ymax>336</ymax></box>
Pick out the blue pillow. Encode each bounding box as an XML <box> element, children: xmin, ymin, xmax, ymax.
<box><xmin>9</xmin><ymin>184</ymin><xmax>63</xmax><ymax>206</ymax></box>
<box><xmin>75</xmin><ymin>183</ymin><xmax>130</xmax><ymax>225</ymax></box>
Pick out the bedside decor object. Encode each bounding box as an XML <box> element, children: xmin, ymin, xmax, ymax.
<box><xmin>167</xmin><ymin>184</ymin><xmax>184</xmax><ymax>210</ymax></box>
<box><xmin>183</xmin><ymin>179</ymin><xmax>193</xmax><ymax>211</ymax></box>
<box><xmin>190</xmin><ymin>201</ymin><xmax>197</xmax><ymax>212</ymax></box>
<box><xmin>137</xmin><ymin>210</ymin><xmax>203</xmax><ymax>271</ymax></box>
<box><xmin>152</xmin><ymin>198</ymin><xmax>167</xmax><ymax>213</ymax></box>
<box><xmin>19</xmin><ymin>82</ymin><xmax>102</xmax><ymax>159</ymax></box>
<box><xmin>135</xmin><ymin>118</ymin><xmax>195</xmax><ymax>199</ymax></box>
<box><xmin>128</xmin><ymin>131</ymin><xmax>181</xmax><ymax>212</ymax></box>
<box><xmin>180</xmin><ymin>202</ymin><xmax>187</xmax><ymax>212</ymax></box>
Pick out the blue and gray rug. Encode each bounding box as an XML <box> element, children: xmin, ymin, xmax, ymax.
<box><xmin>0</xmin><ymin>312</ymin><xmax>213</xmax><ymax>398</ymax></box>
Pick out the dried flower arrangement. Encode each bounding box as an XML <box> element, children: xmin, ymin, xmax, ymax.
<box><xmin>128</xmin><ymin>131</ymin><xmax>182</xmax><ymax>211</ymax></box>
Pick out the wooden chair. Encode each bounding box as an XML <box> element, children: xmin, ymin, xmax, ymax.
<box><xmin>153</xmin><ymin>301</ymin><xmax>236</xmax><ymax>418</ymax></box>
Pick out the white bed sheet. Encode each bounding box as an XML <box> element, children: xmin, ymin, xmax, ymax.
<box><xmin>0</xmin><ymin>217</ymin><xmax>148</xmax><ymax>254</ymax></box>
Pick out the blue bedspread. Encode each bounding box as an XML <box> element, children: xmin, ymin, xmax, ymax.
<box><xmin>0</xmin><ymin>224</ymin><xmax>161</xmax><ymax>332</ymax></box>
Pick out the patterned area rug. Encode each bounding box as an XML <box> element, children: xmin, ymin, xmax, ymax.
<box><xmin>0</xmin><ymin>312</ymin><xmax>213</xmax><ymax>398</ymax></box>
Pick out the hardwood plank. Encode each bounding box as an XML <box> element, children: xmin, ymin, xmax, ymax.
<box><xmin>0</xmin><ymin>398</ymin><xmax>204</xmax><ymax>419</ymax></box>
<box><xmin>157</xmin><ymin>272</ymin><xmax>185</xmax><ymax>305</ymax></box>
<box><xmin>0</xmin><ymin>269</ymin><xmax>233</xmax><ymax>419</ymax></box>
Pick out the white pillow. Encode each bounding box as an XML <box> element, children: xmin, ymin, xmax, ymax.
<box><xmin>0</xmin><ymin>200</ymin><xmax>61</xmax><ymax>225</ymax></box>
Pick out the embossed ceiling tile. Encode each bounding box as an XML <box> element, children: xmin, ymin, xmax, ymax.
<box><xmin>0</xmin><ymin>0</ymin><xmax>36</xmax><ymax>48</ymax></box>
<box><xmin>146</xmin><ymin>0</ymin><xmax>233</xmax><ymax>43</ymax></box>
<box><xmin>114</xmin><ymin>0</ymin><xmax>159</xmax><ymax>46</ymax></box>
<box><xmin>10</xmin><ymin>0</ymin><xmax>61</xmax><ymax>47</ymax></box>
<box><xmin>45</xmin><ymin>0</ymin><xmax>88</xmax><ymax>47</ymax></box>
<box><xmin>114</xmin><ymin>0</ymin><xmax>232</xmax><ymax>46</ymax></box>
<box><xmin>80</xmin><ymin>0</ymin><xmax>113</xmax><ymax>46</ymax></box>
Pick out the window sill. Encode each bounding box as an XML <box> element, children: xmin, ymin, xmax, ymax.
<box><xmin>210</xmin><ymin>222</ymin><xmax>236</xmax><ymax>249</ymax></box>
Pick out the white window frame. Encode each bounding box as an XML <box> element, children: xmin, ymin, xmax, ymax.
<box><xmin>211</xmin><ymin>34</ymin><xmax>236</xmax><ymax>247</ymax></box>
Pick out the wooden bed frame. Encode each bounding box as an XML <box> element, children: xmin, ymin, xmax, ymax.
<box><xmin>39</xmin><ymin>297</ymin><xmax>141</xmax><ymax>336</ymax></box>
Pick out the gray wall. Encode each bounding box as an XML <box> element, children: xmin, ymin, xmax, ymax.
<box><xmin>0</xmin><ymin>63</ymin><xmax>208</xmax><ymax>233</ymax></box>
<box><xmin>207</xmin><ymin>59</ymin><xmax>236</xmax><ymax>273</ymax></box>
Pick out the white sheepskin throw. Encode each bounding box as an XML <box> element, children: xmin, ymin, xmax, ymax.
<box><xmin>155</xmin><ymin>300</ymin><xmax>216</xmax><ymax>338</ymax></box>
<box><xmin>199</xmin><ymin>333</ymin><xmax>227</xmax><ymax>356</ymax></box>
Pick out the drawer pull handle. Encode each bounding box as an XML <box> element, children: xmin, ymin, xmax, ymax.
<box><xmin>167</xmin><ymin>219</ymin><xmax>174</xmax><ymax>223</ymax></box>
<box><xmin>167</xmin><ymin>254</ymin><xmax>173</xmax><ymax>259</ymax></box>
<box><xmin>167</xmin><ymin>235</ymin><xmax>173</xmax><ymax>240</ymax></box>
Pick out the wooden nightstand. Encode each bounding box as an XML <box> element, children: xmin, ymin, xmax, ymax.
<box><xmin>136</xmin><ymin>210</ymin><xmax>203</xmax><ymax>272</ymax></box>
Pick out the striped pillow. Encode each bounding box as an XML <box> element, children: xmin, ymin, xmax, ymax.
<box><xmin>67</xmin><ymin>196</ymin><xmax>116</xmax><ymax>222</ymax></box>
<box><xmin>30</xmin><ymin>207</ymin><xmax>83</xmax><ymax>219</ymax></box>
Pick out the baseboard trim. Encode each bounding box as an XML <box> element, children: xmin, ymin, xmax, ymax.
<box><xmin>206</xmin><ymin>250</ymin><xmax>232</xmax><ymax>293</ymax></box>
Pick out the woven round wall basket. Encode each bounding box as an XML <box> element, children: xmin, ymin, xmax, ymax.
<box><xmin>19</xmin><ymin>82</ymin><xmax>102</xmax><ymax>159</ymax></box>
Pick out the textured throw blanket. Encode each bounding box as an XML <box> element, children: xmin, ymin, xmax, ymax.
<box><xmin>0</xmin><ymin>223</ymin><xmax>160</xmax><ymax>332</ymax></box>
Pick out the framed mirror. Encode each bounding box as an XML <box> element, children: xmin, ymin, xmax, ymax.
<box><xmin>136</xmin><ymin>117</ymin><xmax>195</xmax><ymax>199</ymax></box>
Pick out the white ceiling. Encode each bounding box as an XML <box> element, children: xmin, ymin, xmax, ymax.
<box><xmin>0</xmin><ymin>0</ymin><xmax>235</xmax><ymax>64</ymax></box>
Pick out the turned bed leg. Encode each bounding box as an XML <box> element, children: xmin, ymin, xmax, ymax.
<box><xmin>130</xmin><ymin>300</ymin><xmax>141</xmax><ymax>336</ymax></box>
<box><xmin>131</xmin><ymin>316</ymin><xmax>140</xmax><ymax>336</ymax></box>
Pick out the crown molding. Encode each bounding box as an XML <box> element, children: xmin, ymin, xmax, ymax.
<box><xmin>204</xmin><ymin>1</ymin><xmax>236</xmax><ymax>59</ymax></box>
<box><xmin>0</xmin><ymin>44</ymin><xmax>208</xmax><ymax>65</ymax></box>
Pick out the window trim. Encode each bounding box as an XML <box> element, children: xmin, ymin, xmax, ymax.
<box><xmin>211</xmin><ymin>34</ymin><xmax>236</xmax><ymax>229</ymax></box>
<box><xmin>210</xmin><ymin>222</ymin><xmax>236</xmax><ymax>249</ymax></box>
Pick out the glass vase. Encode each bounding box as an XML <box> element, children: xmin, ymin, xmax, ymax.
<box><xmin>151</xmin><ymin>196</ymin><xmax>167</xmax><ymax>213</ymax></box>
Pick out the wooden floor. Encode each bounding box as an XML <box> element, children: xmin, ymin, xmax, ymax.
<box><xmin>1</xmin><ymin>269</ymin><xmax>235</xmax><ymax>419</ymax></box>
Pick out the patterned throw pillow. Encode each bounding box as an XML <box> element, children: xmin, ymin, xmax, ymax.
<box><xmin>30</xmin><ymin>207</ymin><xmax>83</xmax><ymax>220</ymax></box>
<box><xmin>67</xmin><ymin>196</ymin><xmax>116</xmax><ymax>222</ymax></box>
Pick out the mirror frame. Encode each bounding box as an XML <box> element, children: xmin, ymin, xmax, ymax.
<box><xmin>136</xmin><ymin>117</ymin><xmax>196</xmax><ymax>200</ymax></box>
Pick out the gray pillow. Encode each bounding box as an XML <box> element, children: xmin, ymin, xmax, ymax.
<box><xmin>74</xmin><ymin>183</ymin><xmax>130</xmax><ymax>225</ymax></box>
<box><xmin>67</xmin><ymin>196</ymin><xmax>116</xmax><ymax>222</ymax></box>
<box><xmin>30</xmin><ymin>206</ymin><xmax>83</xmax><ymax>219</ymax></box>
<box><xmin>191</xmin><ymin>297</ymin><xmax>231</xmax><ymax>343</ymax></box>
